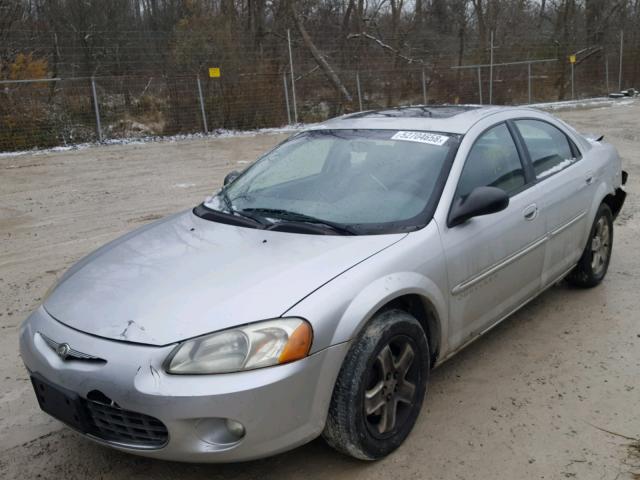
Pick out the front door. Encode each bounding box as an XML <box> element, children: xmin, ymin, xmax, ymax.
<box><xmin>438</xmin><ymin>122</ymin><xmax>546</xmax><ymax>350</ymax></box>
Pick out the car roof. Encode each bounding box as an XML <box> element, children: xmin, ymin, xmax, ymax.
<box><xmin>316</xmin><ymin>105</ymin><xmax>535</xmax><ymax>135</ymax></box>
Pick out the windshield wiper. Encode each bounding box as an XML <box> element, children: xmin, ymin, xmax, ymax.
<box><xmin>213</xmin><ymin>190</ymin><xmax>270</xmax><ymax>227</ymax></box>
<box><xmin>219</xmin><ymin>188</ymin><xmax>234</xmax><ymax>213</ymax></box>
<box><xmin>242</xmin><ymin>208</ymin><xmax>357</xmax><ymax>235</ymax></box>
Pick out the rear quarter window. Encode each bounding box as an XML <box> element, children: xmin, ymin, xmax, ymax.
<box><xmin>515</xmin><ymin>119</ymin><xmax>579</xmax><ymax>180</ymax></box>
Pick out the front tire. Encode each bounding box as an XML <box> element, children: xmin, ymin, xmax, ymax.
<box><xmin>567</xmin><ymin>203</ymin><xmax>613</xmax><ymax>288</ymax></box>
<box><xmin>322</xmin><ymin>309</ymin><xmax>430</xmax><ymax>460</ymax></box>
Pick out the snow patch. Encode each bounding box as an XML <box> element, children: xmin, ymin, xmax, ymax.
<box><xmin>531</xmin><ymin>97</ymin><xmax>636</xmax><ymax>111</ymax></box>
<box><xmin>1</xmin><ymin>97</ymin><xmax>636</xmax><ymax>157</ymax></box>
<box><xmin>537</xmin><ymin>158</ymin><xmax>577</xmax><ymax>179</ymax></box>
<box><xmin>0</xmin><ymin>124</ymin><xmax>310</xmax><ymax>158</ymax></box>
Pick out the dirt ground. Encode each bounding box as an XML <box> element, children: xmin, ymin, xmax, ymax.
<box><xmin>1</xmin><ymin>101</ymin><xmax>639</xmax><ymax>479</ymax></box>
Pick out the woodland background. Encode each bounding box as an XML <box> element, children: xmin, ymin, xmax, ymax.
<box><xmin>1</xmin><ymin>0</ymin><xmax>639</xmax><ymax>151</ymax></box>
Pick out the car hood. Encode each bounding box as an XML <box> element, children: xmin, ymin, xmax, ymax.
<box><xmin>44</xmin><ymin>210</ymin><xmax>405</xmax><ymax>346</ymax></box>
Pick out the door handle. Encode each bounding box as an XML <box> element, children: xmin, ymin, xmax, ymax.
<box><xmin>585</xmin><ymin>170</ymin><xmax>594</xmax><ymax>185</ymax></box>
<box><xmin>523</xmin><ymin>204</ymin><xmax>538</xmax><ymax>221</ymax></box>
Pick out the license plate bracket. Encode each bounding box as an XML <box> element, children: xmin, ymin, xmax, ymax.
<box><xmin>30</xmin><ymin>375</ymin><xmax>90</xmax><ymax>433</ymax></box>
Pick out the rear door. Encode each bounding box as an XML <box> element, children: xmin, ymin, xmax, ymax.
<box><xmin>512</xmin><ymin>119</ymin><xmax>595</xmax><ymax>286</ymax></box>
<box><xmin>438</xmin><ymin>122</ymin><xmax>546</xmax><ymax>349</ymax></box>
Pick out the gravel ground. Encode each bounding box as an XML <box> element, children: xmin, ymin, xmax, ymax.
<box><xmin>1</xmin><ymin>101</ymin><xmax>639</xmax><ymax>479</ymax></box>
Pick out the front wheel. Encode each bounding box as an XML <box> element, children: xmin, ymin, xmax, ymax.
<box><xmin>567</xmin><ymin>203</ymin><xmax>613</xmax><ymax>288</ymax></box>
<box><xmin>322</xmin><ymin>309</ymin><xmax>430</xmax><ymax>460</ymax></box>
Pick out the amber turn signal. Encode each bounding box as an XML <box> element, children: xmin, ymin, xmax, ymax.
<box><xmin>278</xmin><ymin>321</ymin><xmax>313</xmax><ymax>364</ymax></box>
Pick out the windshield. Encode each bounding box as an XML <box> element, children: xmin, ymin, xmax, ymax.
<box><xmin>201</xmin><ymin>129</ymin><xmax>459</xmax><ymax>235</ymax></box>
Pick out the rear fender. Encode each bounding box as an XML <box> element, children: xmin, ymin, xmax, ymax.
<box><xmin>582</xmin><ymin>180</ymin><xmax>616</xmax><ymax>251</ymax></box>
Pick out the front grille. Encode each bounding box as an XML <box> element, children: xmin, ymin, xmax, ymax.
<box><xmin>40</xmin><ymin>333</ymin><xmax>105</xmax><ymax>363</ymax></box>
<box><xmin>82</xmin><ymin>392</ymin><xmax>168</xmax><ymax>448</ymax></box>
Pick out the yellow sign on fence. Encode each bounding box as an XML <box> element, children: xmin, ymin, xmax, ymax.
<box><xmin>569</xmin><ymin>55</ymin><xmax>576</xmax><ymax>64</ymax></box>
<box><xmin>208</xmin><ymin>67</ymin><xmax>221</xmax><ymax>78</ymax></box>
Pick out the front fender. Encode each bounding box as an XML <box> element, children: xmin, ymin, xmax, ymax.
<box><xmin>284</xmin><ymin>223</ymin><xmax>449</xmax><ymax>358</ymax></box>
<box><xmin>329</xmin><ymin>271</ymin><xmax>447</xmax><ymax>351</ymax></box>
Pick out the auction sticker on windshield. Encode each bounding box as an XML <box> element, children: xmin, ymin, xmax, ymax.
<box><xmin>391</xmin><ymin>131</ymin><xmax>449</xmax><ymax>146</ymax></box>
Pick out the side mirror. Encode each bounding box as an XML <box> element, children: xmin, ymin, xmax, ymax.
<box><xmin>223</xmin><ymin>170</ymin><xmax>241</xmax><ymax>186</ymax></box>
<box><xmin>448</xmin><ymin>186</ymin><xmax>509</xmax><ymax>228</ymax></box>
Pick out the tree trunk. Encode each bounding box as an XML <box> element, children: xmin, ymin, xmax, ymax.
<box><xmin>414</xmin><ymin>0</ymin><xmax>424</xmax><ymax>29</ymax></box>
<box><xmin>456</xmin><ymin>25</ymin><xmax>465</xmax><ymax>96</ymax></box>
<box><xmin>291</xmin><ymin>7</ymin><xmax>353</xmax><ymax>102</ymax></box>
<box><xmin>342</xmin><ymin>0</ymin><xmax>355</xmax><ymax>39</ymax></box>
<box><xmin>586</xmin><ymin>0</ymin><xmax>606</xmax><ymax>45</ymax></box>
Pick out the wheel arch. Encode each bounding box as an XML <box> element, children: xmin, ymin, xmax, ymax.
<box><xmin>602</xmin><ymin>188</ymin><xmax>626</xmax><ymax>220</ymax></box>
<box><xmin>376</xmin><ymin>293</ymin><xmax>441</xmax><ymax>365</ymax></box>
<box><xmin>581</xmin><ymin>180</ymin><xmax>616</xmax><ymax>250</ymax></box>
<box><xmin>329</xmin><ymin>272</ymin><xmax>448</xmax><ymax>367</ymax></box>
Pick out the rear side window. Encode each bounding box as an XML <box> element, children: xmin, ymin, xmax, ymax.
<box><xmin>515</xmin><ymin>120</ymin><xmax>577</xmax><ymax>180</ymax></box>
<box><xmin>456</xmin><ymin>123</ymin><xmax>525</xmax><ymax>199</ymax></box>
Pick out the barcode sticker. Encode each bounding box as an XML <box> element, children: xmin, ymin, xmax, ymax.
<box><xmin>391</xmin><ymin>131</ymin><xmax>449</xmax><ymax>146</ymax></box>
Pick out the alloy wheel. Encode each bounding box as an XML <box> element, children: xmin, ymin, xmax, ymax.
<box><xmin>364</xmin><ymin>336</ymin><xmax>418</xmax><ymax>437</ymax></box>
<box><xmin>591</xmin><ymin>216</ymin><xmax>611</xmax><ymax>276</ymax></box>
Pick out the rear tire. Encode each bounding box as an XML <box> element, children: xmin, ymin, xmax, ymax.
<box><xmin>322</xmin><ymin>309</ymin><xmax>429</xmax><ymax>460</ymax></box>
<box><xmin>567</xmin><ymin>203</ymin><xmax>613</xmax><ymax>288</ymax></box>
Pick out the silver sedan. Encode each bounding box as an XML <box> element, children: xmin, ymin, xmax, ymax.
<box><xmin>20</xmin><ymin>105</ymin><xmax>626</xmax><ymax>462</ymax></box>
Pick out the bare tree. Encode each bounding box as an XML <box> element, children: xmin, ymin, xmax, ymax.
<box><xmin>291</xmin><ymin>3</ymin><xmax>353</xmax><ymax>102</ymax></box>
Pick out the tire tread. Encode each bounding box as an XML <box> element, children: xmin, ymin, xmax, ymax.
<box><xmin>322</xmin><ymin>309</ymin><xmax>429</xmax><ymax>460</ymax></box>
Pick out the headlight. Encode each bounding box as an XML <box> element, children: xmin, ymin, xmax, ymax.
<box><xmin>165</xmin><ymin>318</ymin><xmax>313</xmax><ymax>374</ymax></box>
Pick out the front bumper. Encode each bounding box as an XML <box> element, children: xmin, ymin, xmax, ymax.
<box><xmin>19</xmin><ymin>307</ymin><xmax>349</xmax><ymax>462</ymax></box>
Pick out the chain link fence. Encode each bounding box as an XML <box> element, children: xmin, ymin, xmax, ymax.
<box><xmin>1</xmin><ymin>31</ymin><xmax>638</xmax><ymax>153</ymax></box>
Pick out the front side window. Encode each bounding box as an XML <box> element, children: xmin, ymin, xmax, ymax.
<box><xmin>515</xmin><ymin>119</ymin><xmax>577</xmax><ymax>180</ymax></box>
<box><xmin>455</xmin><ymin>123</ymin><xmax>525</xmax><ymax>201</ymax></box>
<box><xmin>202</xmin><ymin>129</ymin><xmax>459</xmax><ymax>234</ymax></box>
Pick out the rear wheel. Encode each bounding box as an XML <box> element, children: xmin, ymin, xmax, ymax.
<box><xmin>567</xmin><ymin>203</ymin><xmax>613</xmax><ymax>288</ymax></box>
<box><xmin>322</xmin><ymin>309</ymin><xmax>429</xmax><ymax>460</ymax></box>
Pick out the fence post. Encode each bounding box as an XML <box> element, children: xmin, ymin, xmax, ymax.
<box><xmin>283</xmin><ymin>72</ymin><xmax>292</xmax><ymax>125</ymax></box>
<box><xmin>618</xmin><ymin>30</ymin><xmax>624</xmax><ymax>91</ymax></box>
<box><xmin>90</xmin><ymin>76</ymin><xmax>103</xmax><ymax>142</ymax></box>
<box><xmin>477</xmin><ymin>67</ymin><xmax>483</xmax><ymax>105</ymax></box>
<box><xmin>527</xmin><ymin>62</ymin><xmax>532</xmax><ymax>104</ymax></box>
<box><xmin>356</xmin><ymin>72</ymin><xmax>363</xmax><ymax>111</ymax></box>
<box><xmin>489</xmin><ymin>30</ymin><xmax>494</xmax><ymax>104</ymax></box>
<box><xmin>287</xmin><ymin>29</ymin><xmax>298</xmax><ymax>123</ymax></box>
<box><xmin>605</xmin><ymin>55</ymin><xmax>610</xmax><ymax>93</ymax></box>
<box><xmin>571</xmin><ymin>61</ymin><xmax>575</xmax><ymax>99</ymax></box>
<box><xmin>196</xmin><ymin>75</ymin><xmax>208</xmax><ymax>134</ymax></box>
<box><xmin>421</xmin><ymin>68</ymin><xmax>427</xmax><ymax>104</ymax></box>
